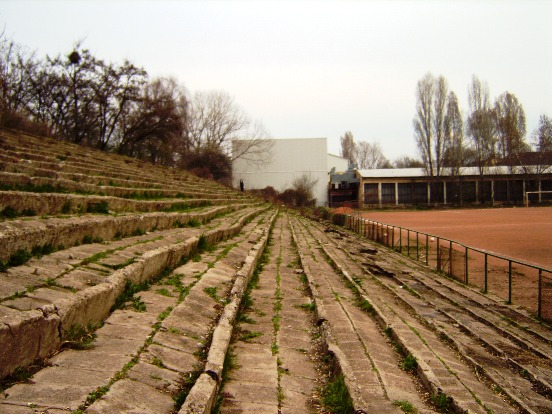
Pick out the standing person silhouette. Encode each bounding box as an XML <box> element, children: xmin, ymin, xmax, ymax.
<box><xmin>239</xmin><ymin>179</ymin><xmax>245</xmax><ymax>192</ymax></box>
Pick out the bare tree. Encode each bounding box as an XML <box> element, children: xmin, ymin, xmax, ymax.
<box><xmin>466</xmin><ymin>76</ymin><xmax>498</xmax><ymax>172</ymax></box>
<box><xmin>413</xmin><ymin>73</ymin><xmax>452</xmax><ymax>178</ymax></box>
<box><xmin>494</xmin><ymin>91</ymin><xmax>527</xmax><ymax>168</ymax></box>
<box><xmin>118</xmin><ymin>77</ymin><xmax>185</xmax><ymax>166</ymax></box>
<box><xmin>0</xmin><ymin>38</ymin><xmax>29</xmax><ymax>123</ymax></box>
<box><xmin>433</xmin><ymin>75</ymin><xmax>449</xmax><ymax>176</ymax></box>
<box><xmin>443</xmin><ymin>91</ymin><xmax>465</xmax><ymax>175</ymax></box>
<box><xmin>533</xmin><ymin>114</ymin><xmax>552</xmax><ymax>153</ymax></box>
<box><xmin>413</xmin><ymin>73</ymin><xmax>435</xmax><ymax>176</ymax></box>
<box><xmin>466</xmin><ymin>75</ymin><xmax>498</xmax><ymax>202</ymax></box>
<box><xmin>93</xmin><ymin>59</ymin><xmax>147</xmax><ymax>151</ymax></box>
<box><xmin>393</xmin><ymin>155</ymin><xmax>424</xmax><ymax>168</ymax></box>
<box><xmin>414</xmin><ymin>73</ymin><xmax>457</xmax><ymax>203</ymax></box>
<box><xmin>292</xmin><ymin>173</ymin><xmax>319</xmax><ymax>206</ymax></box>
<box><xmin>356</xmin><ymin>141</ymin><xmax>390</xmax><ymax>169</ymax></box>
<box><xmin>187</xmin><ymin>90</ymin><xmax>271</xmax><ymax>163</ymax></box>
<box><xmin>528</xmin><ymin>114</ymin><xmax>552</xmax><ymax>199</ymax></box>
<box><xmin>340</xmin><ymin>131</ymin><xmax>356</xmax><ymax>165</ymax></box>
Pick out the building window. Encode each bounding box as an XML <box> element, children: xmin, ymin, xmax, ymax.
<box><xmin>381</xmin><ymin>183</ymin><xmax>395</xmax><ymax>204</ymax></box>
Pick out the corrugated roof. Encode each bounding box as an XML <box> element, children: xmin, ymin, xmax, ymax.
<box><xmin>356</xmin><ymin>165</ymin><xmax>548</xmax><ymax>178</ymax></box>
<box><xmin>357</xmin><ymin>168</ymin><xmax>425</xmax><ymax>178</ymax></box>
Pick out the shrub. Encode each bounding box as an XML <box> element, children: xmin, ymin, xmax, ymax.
<box><xmin>86</xmin><ymin>201</ymin><xmax>109</xmax><ymax>214</ymax></box>
<box><xmin>1</xmin><ymin>206</ymin><xmax>18</xmax><ymax>219</ymax></box>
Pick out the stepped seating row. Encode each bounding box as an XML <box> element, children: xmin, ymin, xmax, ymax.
<box><xmin>0</xmin><ymin>206</ymin><xmax>275</xmax><ymax>413</ymax></box>
<box><xmin>0</xmin><ymin>203</ymin><xmax>251</xmax><ymax>274</ymax></box>
<box><xmin>0</xmin><ymin>128</ymin><xmax>265</xmax><ymax>397</ymax></box>
<box><xmin>0</xmin><ymin>204</ymin><xmax>271</xmax><ymax>383</ymax></box>
<box><xmin>0</xmin><ymin>130</ymin><xmax>242</xmax><ymax>197</ymax></box>
<box><xmin>0</xmin><ymin>154</ymin><xmax>233</xmax><ymax>196</ymax></box>
<box><xmin>0</xmin><ymin>190</ymin><xmax>235</xmax><ymax>217</ymax></box>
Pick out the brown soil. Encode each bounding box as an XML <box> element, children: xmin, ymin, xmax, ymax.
<box><xmin>360</xmin><ymin>207</ymin><xmax>552</xmax><ymax>269</ymax></box>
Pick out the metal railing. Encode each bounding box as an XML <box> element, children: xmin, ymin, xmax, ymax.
<box><xmin>336</xmin><ymin>213</ymin><xmax>552</xmax><ymax>320</ymax></box>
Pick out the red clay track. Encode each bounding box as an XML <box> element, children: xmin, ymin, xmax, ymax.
<box><xmin>360</xmin><ymin>207</ymin><xmax>552</xmax><ymax>269</ymax></box>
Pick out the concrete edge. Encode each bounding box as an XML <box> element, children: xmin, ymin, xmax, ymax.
<box><xmin>0</xmin><ymin>204</ymin><xmax>246</xmax><ymax>262</ymax></box>
<box><xmin>179</xmin><ymin>209</ymin><xmax>277</xmax><ymax>413</ymax></box>
<box><xmin>319</xmin><ymin>242</ymin><xmax>478</xmax><ymax>414</ymax></box>
<box><xmin>287</xmin><ymin>219</ymin><xmax>372</xmax><ymax>411</ymax></box>
<box><xmin>0</xmin><ymin>190</ymin><xmax>247</xmax><ymax>216</ymax></box>
<box><xmin>0</xmin><ymin>206</ymin><xmax>270</xmax><ymax>380</ymax></box>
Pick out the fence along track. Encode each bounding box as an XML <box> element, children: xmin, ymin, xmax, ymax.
<box><xmin>338</xmin><ymin>215</ymin><xmax>552</xmax><ymax>383</ymax></box>
<box><xmin>350</xmin><ymin>215</ymin><xmax>552</xmax><ymax>320</ymax></box>
<box><xmin>0</xmin><ymin>208</ymin><xmax>275</xmax><ymax>413</ymax></box>
<box><xmin>314</xmin><ymin>218</ymin><xmax>552</xmax><ymax>413</ymax></box>
<box><xmin>298</xmin><ymin>215</ymin><xmax>530</xmax><ymax>414</ymax></box>
<box><xmin>290</xmin><ymin>214</ymin><xmax>439</xmax><ymax>414</ymax></box>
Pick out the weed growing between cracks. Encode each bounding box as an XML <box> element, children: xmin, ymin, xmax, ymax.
<box><xmin>321</xmin><ymin>374</ymin><xmax>354</xmax><ymax>414</ymax></box>
<box><xmin>62</xmin><ymin>323</ymin><xmax>103</xmax><ymax>350</ymax></box>
<box><xmin>213</xmin><ymin>225</ymin><xmax>273</xmax><ymax>410</ymax></box>
<box><xmin>0</xmin><ymin>243</ymin><xmax>60</xmax><ymax>272</ymax></box>
<box><xmin>393</xmin><ymin>399</ymin><xmax>418</xmax><ymax>413</ymax></box>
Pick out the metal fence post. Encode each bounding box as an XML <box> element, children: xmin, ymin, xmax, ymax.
<box><xmin>436</xmin><ymin>237</ymin><xmax>441</xmax><ymax>272</ymax></box>
<box><xmin>538</xmin><ymin>269</ymin><xmax>542</xmax><ymax>319</ymax></box>
<box><xmin>508</xmin><ymin>260</ymin><xmax>513</xmax><ymax>304</ymax></box>
<box><xmin>425</xmin><ymin>234</ymin><xmax>429</xmax><ymax>266</ymax></box>
<box><xmin>416</xmin><ymin>232</ymin><xmax>419</xmax><ymax>261</ymax></box>
<box><xmin>399</xmin><ymin>227</ymin><xmax>402</xmax><ymax>253</ymax></box>
<box><xmin>465</xmin><ymin>246</ymin><xmax>469</xmax><ymax>285</ymax></box>
<box><xmin>484</xmin><ymin>253</ymin><xmax>488</xmax><ymax>293</ymax></box>
<box><xmin>449</xmin><ymin>240</ymin><xmax>453</xmax><ymax>277</ymax></box>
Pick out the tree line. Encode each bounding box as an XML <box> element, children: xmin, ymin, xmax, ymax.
<box><xmin>413</xmin><ymin>72</ymin><xmax>552</xmax><ymax>177</ymax></box>
<box><xmin>340</xmin><ymin>73</ymin><xmax>552</xmax><ymax>204</ymax></box>
<box><xmin>340</xmin><ymin>73</ymin><xmax>551</xmax><ymax>176</ymax></box>
<box><xmin>0</xmin><ymin>36</ymin><xmax>271</xmax><ymax>184</ymax></box>
<box><xmin>339</xmin><ymin>131</ymin><xmax>424</xmax><ymax>169</ymax></box>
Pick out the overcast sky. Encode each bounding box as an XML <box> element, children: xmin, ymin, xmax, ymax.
<box><xmin>2</xmin><ymin>0</ymin><xmax>551</xmax><ymax>161</ymax></box>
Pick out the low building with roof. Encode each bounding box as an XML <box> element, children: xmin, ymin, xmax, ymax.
<box><xmin>355</xmin><ymin>163</ymin><xmax>552</xmax><ymax>208</ymax></box>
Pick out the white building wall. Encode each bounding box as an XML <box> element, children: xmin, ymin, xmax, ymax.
<box><xmin>233</xmin><ymin>138</ymin><xmax>342</xmax><ymax>206</ymax></box>
<box><xmin>327</xmin><ymin>153</ymin><xmax>349</xmax><ymax>172</ymax></box>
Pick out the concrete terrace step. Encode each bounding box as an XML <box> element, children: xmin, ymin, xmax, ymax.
<box><xmin>319</xmin><ymin>219</ymin><xmax>552</xmax><ymax>409</ymax></box>
<box><xmin>0</xmin><ymin>157</ymin><xmax>237</xmax><ymax>196</ymax></box>
<box><xmin>0</xmin><ymin>205</ymin><xmax>272</xmax><ymax>382</ymax></box>
<box><xmin>0</xmin><ymin>130</ymin><xmax>237</xmax><ymax>195</ymax></box>
<box><xmin>0</xmin><ymin>190</ymin><xmax>244</xmax><ymax>217</ymax></box>
<box><xmin>0</xmin><ymin>206</ymin><xmax>250</xmax><ymax>302</ymax></box>
<box><xmin>290</xmin><ymin>215</ymin><xmax>434</xmax><ymax>414</ymax></box>
<box><xmin>307</xmin><ymin>216</ymin><xmax>552</xmax><ymax>414</ymax></box>
<box><xmin>215</xmin><ymin>213</ymin><xmax>322</xmax><ymax>414</ymax></box>
<box><xmin>0</xmin><ymin>207</ymin><xmax>276</xmax><ymax>413</ymax></box>
<box><xmin>0</xmin><ymin>204</ymin><xmax>255</xmax><ymax>262</ymax></box>
<box><xmin>0</xmin><ymin>171</ymin><xmax>247</xmax><ymax>200</ymax></box>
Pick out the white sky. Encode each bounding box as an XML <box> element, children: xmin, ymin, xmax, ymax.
<box><xmin>1</xmin><ymin>0</ymin><xmax>551</xmax><ymax>161</ymax></box>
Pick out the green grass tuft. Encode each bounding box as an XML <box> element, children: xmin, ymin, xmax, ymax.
<box><xmin>393</xmin><ymin>400</ymin><xmax>418</xmax><ymax>413</ymax></box>
<box><xmin>322</xmin><ymin>374</ymin><xmax>354</xmax><ymax>414</ymax></box>
<box><xmin>401</xmin><ymin>353</ymin><xmax>418</xmax><ymax>372</ymax></box>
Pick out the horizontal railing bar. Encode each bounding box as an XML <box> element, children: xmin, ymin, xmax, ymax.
<box><xmin>348</xmin><ymin>215</ymin><xmax>552</xmax><ymax>274</ymax></box>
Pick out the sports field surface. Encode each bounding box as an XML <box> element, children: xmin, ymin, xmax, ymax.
<box><xmin>361</xmin><ymin>207</ymin><xmax>552</xmax><ymax>269</ymax></box>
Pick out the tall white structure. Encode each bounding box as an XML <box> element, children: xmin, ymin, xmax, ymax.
<box><xmin>232</xmin><ymin>138</ymin><xmax>348</xmax><ymax>206</ymax></box>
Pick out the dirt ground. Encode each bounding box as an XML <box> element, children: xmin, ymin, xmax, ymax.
<box><xmin>360</xmin><ymin>206</ymin><xmax>552</xmax><ymax>269</ymax></box>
